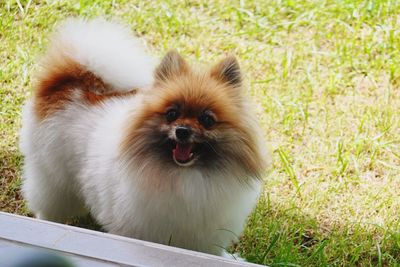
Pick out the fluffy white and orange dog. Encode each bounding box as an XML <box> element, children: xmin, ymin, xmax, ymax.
<box><xmin>20</xmin><ymin>18</ymin><xmax>268</xmax><ymax>256</ymax></box>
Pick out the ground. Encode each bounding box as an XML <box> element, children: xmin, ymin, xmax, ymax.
<box><xmin>1</xmin><ymin>1</ymin><xmax>400</xmax><ymax>266</ymax></box>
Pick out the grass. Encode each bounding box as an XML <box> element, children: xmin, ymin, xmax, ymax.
<box><xmin>1</xmin><ymin>0</ymin><xmax>400</xmax><ymax>266</ymax></box>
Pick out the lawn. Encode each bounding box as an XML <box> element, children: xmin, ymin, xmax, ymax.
<box><xmin>1</xmin><ymin>0</ymin><xmax>400</xmax><ymax>266</ymax></box>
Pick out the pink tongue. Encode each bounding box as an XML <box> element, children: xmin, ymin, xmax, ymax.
<box><xmin>173</xmin><ymin>143</ymin><xmax>193</xmax><ymax>162</ymax></box>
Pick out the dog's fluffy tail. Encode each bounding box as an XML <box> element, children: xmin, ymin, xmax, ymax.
<box><xmin>36</xmin><ymin>18</ymin><xmax>155</xmax><ymax>96</ymax></box>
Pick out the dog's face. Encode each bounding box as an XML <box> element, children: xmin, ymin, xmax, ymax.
<box><xmin>121</xmin><ymin>51</ymin><xmax>265</xmax><ymax>181</ymax></box>
<box><xmin>160</xmin><ymin>100</ymin><xmax>222</xmax><ymax>167</ymax></box>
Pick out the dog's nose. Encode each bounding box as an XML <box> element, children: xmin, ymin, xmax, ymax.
<box><xmin>175</xmin><ymin>126</ymin><xmax>192</xmax><ymax>141</ymax></box>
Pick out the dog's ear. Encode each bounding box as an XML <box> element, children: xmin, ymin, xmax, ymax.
<box><xmin>210</xmin><ymin>55</ymin><xmax>242</xmax><ymax>88</ymax></box>
<box><xmin>155</xmin><ymin>50</ymin><xmax>189</xmax><ymax>82</ymax></box>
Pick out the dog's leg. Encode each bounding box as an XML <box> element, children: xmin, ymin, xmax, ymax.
<box><xmin>22</xmin><ymin>163</ymin><xmax>87</xmax><ymax>222</ymax></box>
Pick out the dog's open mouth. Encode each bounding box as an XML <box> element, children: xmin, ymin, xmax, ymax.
<box><xmin>172</xmin><ymin>142</ymin><xmax>195</xmax><ymax>166</ymax></box>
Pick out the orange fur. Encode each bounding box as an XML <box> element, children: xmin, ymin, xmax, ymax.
<box><xmin>33</xmin><ymin>48</ymin><xmax>136</xmax><ymax>119</ymax></box>
<box><xmin>83</xmin><ymin>90</ymin><xmax>137</xmax><ymax>105</ymax></box>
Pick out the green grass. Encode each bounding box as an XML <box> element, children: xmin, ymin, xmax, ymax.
<box><xmin>1</xmin><ymin>0</ymin><xmax>400</xmax><ymax>266</ymax></box>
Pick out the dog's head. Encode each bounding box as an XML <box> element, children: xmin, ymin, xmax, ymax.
<box><xmin>121</xmin><ymin>51</ymin><xmax>266</xmax><ymax>182</ymax></box>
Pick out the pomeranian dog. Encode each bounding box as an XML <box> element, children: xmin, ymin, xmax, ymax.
<box><xmin>20</xmin><ymin>18</ymin><xmax>268</xmax><ymax>256</ymax></box>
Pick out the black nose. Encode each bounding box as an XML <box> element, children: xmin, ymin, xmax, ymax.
<box><xmin>175</xmin><ymin>126</ymin><xmax>192</xmax><ymax>141</ymax></box>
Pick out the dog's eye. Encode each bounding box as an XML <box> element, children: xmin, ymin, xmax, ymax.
<box><xmin>198</xmin><ymin>112</ymin><xmax>215</xmax><ymax>129</ymax></box>
<box><xmin>166</xmin><ymin>108</ymin><xmax>180</xmax><ymax>122</ymax></box>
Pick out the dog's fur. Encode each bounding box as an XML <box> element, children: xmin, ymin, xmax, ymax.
<box><xmin>20</xmin><ymin>18</ymin><xmax>269</xmax><ymax>256</ymax></box>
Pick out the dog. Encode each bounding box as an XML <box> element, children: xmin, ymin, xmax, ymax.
<box><xmin>19</xmin><ymin>18</ymin><xmax>269</xmax><ymax>256</ymax></box>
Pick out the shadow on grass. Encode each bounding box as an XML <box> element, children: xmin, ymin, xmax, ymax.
<box><xmin>68</xmin><ymin>215</ymin><xmax>104</xmax><ymax>232</ymax></box>
<box><xmin>236</xmin><ymin>194</ymin><xmax>400</xmax><ymax>266</ymax></box>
